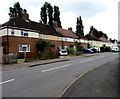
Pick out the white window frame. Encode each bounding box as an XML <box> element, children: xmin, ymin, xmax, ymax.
<box><xmin>63</xmin><ymin>38</ymin><xmax>68</xmax><ymax>41</ymax></box>
<box><xmin>21</xmin><ymin>30</ymin><xmax>28</xmax><ymax>37</ymax></box>
<box><xmin>19</xmin><ymin>45</ymin><xmax>30</xmax><ymax>52</ymax></box>
<box><xmin>64</xmin><ymin>46</ymin><xmax>68</xmax><ymax>49</ymax></box>
<box><xmin>58</xmin><ymin>37</ymin><xmax>62</xmax><ymax>40</ymax></box>
<box><xmin>44</xmin><ymin>35</ymin><xmax>47</xmax><ymax>39</ymax></box>
<box><xmin>11</xmin><ymin>29</ymin><xmax>15</xmax><ymax>36</ymax></box>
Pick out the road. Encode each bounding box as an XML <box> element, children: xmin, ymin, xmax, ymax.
<box><xmin>61</xmin><ymin>55</ymin><xmax>119</xmax><ymax>97</ymax></box>
<box><xmin>1</xmin><ymin>52</ymin><xmax>118</xmax><ymax>97</ymax></box>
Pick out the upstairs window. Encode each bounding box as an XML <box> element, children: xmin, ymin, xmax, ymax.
<box><xmin>21</xmin><ymin>31</ymin><xmax>28</xmax><ymax>37</ymax></box>
<box><xmin>19</xmin><ymin>45</ymin><xmax>30</xmax><ymax>52</ymax></box>
<box><xmin>58</xmin><ymin>37</ymin><xmax>62</xmax><ymax>40</ymax></box>
<box><xmin>11</xmin><ymin>29</ymin><xmax>15</xmax><ymax>36</ymax></box>
<box><xmin>44</xmin><ymin>35</ymin><xmax>47</xmax><ymax>39</ymax></box>
<box><xmin>63</xmin><ymin>38</ymin><xmax>67</xmax><ymax>41</ymax></box>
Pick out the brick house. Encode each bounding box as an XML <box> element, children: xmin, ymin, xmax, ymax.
<box><xmin>0</xmin><ymin>15</ymin><xmax>64</xmax><ymax>58</ymax></box>
<box><xmin>54</xmin><ymin>26</ymin><xmax>88</xmax><ymax>50</ymax></box>
<box><xmin>1</xmin><ymin>14</ymin><xmax>87</xmax><ymax>58</ymax></box>
<box><xmin>85</xmin><ymin>32</ymin><xmax>101</xmax><ymax>48</ymax></box>
<box><xmin>85</xmin><ymin>32</ymin><xmax>118</xmax><ymax>48</ymax></box>
<box><xmin>0</xmin><ymin>12</ymin><xmax>89</xmax><ymax>58</ymax></box>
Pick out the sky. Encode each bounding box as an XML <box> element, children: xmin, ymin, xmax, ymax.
<box><xmin>0</xmin><ymin>0</ymin><xmax>119</xmax><ymax>40</ymax></box>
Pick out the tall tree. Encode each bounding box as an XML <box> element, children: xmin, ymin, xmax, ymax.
<box><xmin>48</xmin><ymin>3</ymin><xmax>53</xmax><ymax>26</ymax></box>
<box><xmin>54</xmin><ymin>6</ymin><xmax>62</xmax><ymax>28</ymax></box>
<box><xmin>40</xmin><ymin>2</ymin><xmax>62</xmax><ymax>27</ymax></box>
<box><xmin>76</xmin><ymin>16</ymin><xmax>84</xmax><ymax>37</ymax></box>
<box><xmin>40</xmin><ymin>2</ymin><xmax>48</xmax><ymax>24</ymax></box>
<box><xmin>89</xmin><ymin>26</ymin><xmax>108</xmax><ymax>39</ymax></box>
<box><xmin>8</xmin><ymin>2</ymin><xmax>26</xmax><ymax>18</ymax></box>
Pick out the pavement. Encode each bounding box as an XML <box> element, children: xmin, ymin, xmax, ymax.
<box><xmin>1</xmin><ymin>53</ymin><xmax>100</xmax><ymax>71</ymax></box>
<box><xmin>61</xmin><ymin>54</ymin><xmax>120</xmax><ymax>97</ymax></box>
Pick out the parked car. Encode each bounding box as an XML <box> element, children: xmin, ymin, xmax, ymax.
<box><xmin>90</xmin><ymin>48</ymin><xmax>97</xmax><ymax>53</ymax></box>
<box><xmin>83</xmin><ymin>48</ymin><xmax>94</xmax><ymax>53</ymax></box>
<box><xmin>59</xmin><ymin>49</ymin><xmax>68</xmax><ymax>56</ymax></box>
<box><xmin>111</xmin><ymin>47</ymin><xmax>119</xmax><ymax>52</ymax></box>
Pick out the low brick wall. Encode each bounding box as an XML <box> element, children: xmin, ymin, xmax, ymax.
<box><xmin>3</xmin><ymin>53</ymin><xmax>17</xmax><ymax>64</ymax></box>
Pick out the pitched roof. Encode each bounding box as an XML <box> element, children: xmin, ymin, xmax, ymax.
<box><xmin>55</xmin><ymin>28</ymin><xmax>79</xmax><ymax>39</ymax></box>
<box><xmin>85</xmin><ymin>34</ymin><xmax>100</xmax><ymax>41</ymax></box>
<box><xmin>75</xmin><ymin>33</ymin><xmax>88</xmax><ymax>40</ymax></box>
<box><xmin>99</xmin><ymin>37</ymin><xmax>110</xmax><ymax>42</ymax></box>
<box><xmin>2</xmin><ymin>17</ymin><xmax>62</xmax><ymax>37</ymax></box>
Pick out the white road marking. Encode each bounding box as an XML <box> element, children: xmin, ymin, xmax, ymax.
<box><xmin>79</xmin><ymin>59</ymin><xmax>93</xmax><ymax>63</ymax></box>
<box><xmin>0</xmin><ymin>79</ymin><xmax>15</xmax><ymax>85</ymax></box>
<box><xmin>41</xmin><ymin>64</ymin><xmax>71</xmax><ymax>72</ymax></box>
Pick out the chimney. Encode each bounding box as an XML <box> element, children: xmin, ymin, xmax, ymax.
<box><xmin>22</xmin><ymin>10</ymin><xmax>29</xmax><ymax>20</ymax></box>
<box><xmin>53</xmin><ymin>21</ymin><xmax>58</xmax><ymax>28</ymax></box>
<box><xmin>68</xmin><ymin>27</ymin><xmax>72</xmax><ymax>31</ymax></box>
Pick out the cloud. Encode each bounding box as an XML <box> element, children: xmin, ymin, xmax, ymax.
<box><xmin>0</xmin><ymin>0</ymin><xmax>119</xmax><ymax>40</ymax></box>
<box><xmin>59</xmin><ymin>2</ymin><xmax>107</xmax><ymax>18</ymax></box>
<box><xmin>60</xmin><ymin>12</ymin><xmax>77</xmax><ymax>30</ymax></box>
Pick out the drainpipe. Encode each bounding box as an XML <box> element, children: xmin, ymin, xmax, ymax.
<box><xmin>62</xmin><ymin>36</ymin><xmax>64</xmax><ymax>49</ymax></box>
<box><xmin>6</xmin><ymin>26</ymin><xmax>9</xmax><ymax>54</ymax></box>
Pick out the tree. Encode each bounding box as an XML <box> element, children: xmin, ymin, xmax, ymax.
<box><xmin>40</xmin><ymin>2</ymin><xmax>62</xmax><ymax>27</ymax></box>
<box><xmin>76</xmin><ymin>16</ymin><xmax>84</xmax><ymax>37</ymax></box>
<box><xmin>89</xmin><ymin>26</ymin><xmax>108</xmax><ymax>39</ymax></box>
<box><xmin>40</xmin><ymin>2</ymin><xmax>48</xmax><ymax>24</ymax></box>
<box><xmin>48</xmin><ymin>3</ymin><xmax>53</xmax><ymax>26</ymax></box>
<box><xmin>74</xmin><ymin>41</ymin><xmax>83</xmax><ymax>52</ymax></box>
<box><xmin>8</xmin><ymin>2</ymin><xmax>26</xmax><ymax>18</ymax></box>
<box><xmin>36</xmin><ymin>39</ymin><xmax>51</xmax><ymax>52</ymax></box>
<box><xmin>89</xmin><ymin>26</ymin><xmax>94</xmax><ymax>34</ymax></box>
<box><xmin>53</xmin><ymin>6</ymin><xmax>62</xmax><ymax>28</ymax></box>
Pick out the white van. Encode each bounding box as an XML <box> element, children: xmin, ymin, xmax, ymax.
<box><xmin>111</xmin><ymin>47</ymin><xmax>119</xmax><ymax>52</ymax></box>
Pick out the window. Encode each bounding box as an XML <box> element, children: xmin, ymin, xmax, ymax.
<box><xmin>19</xmin><ymin>45</ymin><xmax>30</xmax><ymax>52</ymax></box>
<box><xmin>21</xmin><ymin>31</ymin><xmax>28</xmax><ymax>37</ymax></box>
<box><xmin>58</xmin><ymin>37</ymin><xmax>62</xmax><ymax>40</ymax></box>
<box><xmin>64</xmin><ymin>46</ymin><xmax>68</xmax><ymax>49</ymax></box>
<box><xmin>44</xmin><ymin>35</ymin><xmax>47</xmax><ymax>39</ymax></box>
<box><xmin>64</xmin><ymin>38</ymin><xmax>67</xmax><ymax>41</ymax></box>
<box><xmin>11</xmin><ymin>29</ymin><xmax>15</xmax><ymax>36</ymax></box>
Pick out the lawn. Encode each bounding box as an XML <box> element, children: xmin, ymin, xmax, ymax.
<box><xmin>17</xmin><ymin>59</ymin><xmax>25</xmax><ymax>62</ymax></box>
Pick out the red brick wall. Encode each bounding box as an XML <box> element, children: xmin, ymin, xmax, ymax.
<box><xmin>2</xmin><ymin>36</ymin><xmax>39</xmax><ymax>58</ymax></box>
<box><xmin>81</xmin><ymin>43</ymin><xmax>88</xmax><ymax>48</ymax></box>
<box><xmin>2</xmin><ymin>36</ymin><xmax>88</xmax><ymax>58</ymax></box>
<box><xmin>2</xmin><ymin>36</ymin><xmax>64</xmax><ymax>58</ymax></box>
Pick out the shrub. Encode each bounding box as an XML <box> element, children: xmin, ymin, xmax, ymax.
<box><xmin>67</xmin><ymin>48</ymin><xmax>74</xmax><ymax>55</ymax></box>
<box><xmin>76</xmin><ymin>45</ymin><xmax>83</xmax><ymax>52</ymax></box>
<box><xmin>100</xmin><ymin>44</ymin><xmax>111</xmax><ymax>52</ymax></box>
<box><xmin>18</xmin><ymin>52</ymin><xmax>24</xmax><ymax>59</ymax></box>
<box><xmin>39</xmin><ymin>51</ymin><xmax>59</xmax><ymax>60</ymax></box>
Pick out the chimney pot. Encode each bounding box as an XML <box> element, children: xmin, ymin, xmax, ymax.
<box><xmin>68</xmin><ymin>27</ymin><xmax>72</xmax><ymax>31</ymax></box>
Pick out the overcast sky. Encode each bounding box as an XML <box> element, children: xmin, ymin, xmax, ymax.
<box><xmin>0</xmin><ymin>0</ymin><xmax>119</xmax><ymax>40</ymax></box>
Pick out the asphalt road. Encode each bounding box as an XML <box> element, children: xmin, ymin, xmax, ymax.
<box><xmin>1</xmin><ymin>52</ymin><xmax>118</xmax><ymax>97</ymax></box>
<box><xmin>61</xmin><ymin>56</ymin><xmax>119</xmax><ymax>97</ymax></box>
